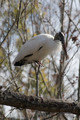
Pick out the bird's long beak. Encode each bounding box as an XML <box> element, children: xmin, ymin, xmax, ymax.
<box><xmin>62</xmin><ymin>40</ymin><xmax>69</xmax><ymax>60</ymax></box>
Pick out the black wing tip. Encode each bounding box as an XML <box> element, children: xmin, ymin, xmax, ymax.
<box><xmin>14</xmin><ymin>61</ymin><xmax>24</xmax><ymax>66</ymax></box>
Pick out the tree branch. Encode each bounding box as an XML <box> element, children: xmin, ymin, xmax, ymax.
<box><xmin>0</xmin><ymin>87</ymin><xmax>80</xmax><ymax>115</ymax></box>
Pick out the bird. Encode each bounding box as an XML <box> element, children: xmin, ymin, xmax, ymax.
<box><xmin>13</xmin><ymin>32</ymin><xmax>68</xmax><ymax>66</ymax></box>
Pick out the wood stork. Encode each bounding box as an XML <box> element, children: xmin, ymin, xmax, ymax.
<box><xmin>13</xmin><ymin>32</ymin><xmax>68</xmax><ymax>66</ymax></box>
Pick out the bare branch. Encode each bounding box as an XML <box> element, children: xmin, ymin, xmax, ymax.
<box><xmin>65</xmin><ymin>10</ymin><xmax>80</xmax><ymax>34</ymax></box>
<box><xmin>0</xmin><ymin>88</ymin><xmax>80</xmax><ymax>115</ymax></box>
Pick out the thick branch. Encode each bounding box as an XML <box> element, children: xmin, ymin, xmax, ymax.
<box><xmin>0</xmin><ymin>88</ymin><xmax>80</xmax><ymax>115</ymax></box>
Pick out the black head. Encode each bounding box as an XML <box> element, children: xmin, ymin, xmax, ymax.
<box><xmin>54</xmin><ymin>32</ymin><xmax>64</xmax><ymax>44</ymax></box>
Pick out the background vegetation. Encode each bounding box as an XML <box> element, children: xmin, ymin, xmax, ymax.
<box><xmin>0</xmin><ymin>0</ymin><xmax>80</xmax><ymax>119</ymax></box>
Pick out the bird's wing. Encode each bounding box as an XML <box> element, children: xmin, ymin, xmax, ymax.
<box><xmin>13</xmin><ymin>36</ymin><xmax>46</xmax><ymax>64</ymax></box>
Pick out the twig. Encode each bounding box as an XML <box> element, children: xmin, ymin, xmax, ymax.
<box><xmin>16</xmin><ymin>0</ymin><xmax>22</xmax><ymax>28</ymax></box>
<box><xmin>0</xmin><ymin>0</ymin><xmax>30</xmax><ymax>47</ymax></box>
<box><xmin>77</xmin><ymin>59</ymin><xmax>80</xmax><ymax>120</ymax></box>
<box><xmin>63</xmin><ymin>46</ymin><xmax>80</xmax><ymax>74</ymax></box>
<box><xmin>65</xmin><ymin>10</ymin><xmax>80</xmax><ymax>34</ymax></box>
<box><xmin>39</xmin><ymin>70</ymin><xmax>51</xmax><ymax>96</ymax></box>
<box><xmin>0</xmin><ymin>21</ymin><xmax>16</xmax><ymax>47</ymax></box>
<box><xmin>42</xmin><ymin>112</ymin><xmax>59</xmax><ymax>120</ymax></box>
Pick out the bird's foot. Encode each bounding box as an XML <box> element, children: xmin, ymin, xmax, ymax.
<box><xmin>37</xmin><ymin>61</ymin><xmax>44</xmax><ymax>67</ymax></box>
<box><xmin>39</xmin><ymin>96</ymin><xmax>44</xmax><ymax>103</ymax></box>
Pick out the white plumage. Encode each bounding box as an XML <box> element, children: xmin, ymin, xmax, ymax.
<box><xmin>13</xmin><ymin>32</ymin><xmax>67</xmax><ymax>66</ymax></box>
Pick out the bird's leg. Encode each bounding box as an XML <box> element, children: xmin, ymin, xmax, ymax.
<box><xmin>37</xmin><ymin>61</ymin><xmax>44</xmax><ymax>67</ymax></box>
<box><xmin>35</xmin><ymin>64</ymin><xmax>40</xmax><ymax>119</ymax></box>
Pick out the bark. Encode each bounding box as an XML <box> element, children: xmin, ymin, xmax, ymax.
<box><xmin>0</xmin><ymin>87</ymin><xmax>80</xmax><ymax>115</ymax></box>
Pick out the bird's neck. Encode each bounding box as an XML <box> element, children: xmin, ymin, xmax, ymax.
<box><xmin>54</xmin><ymin>40</ymin><xmax>61</xmax><ymax>44</ymax></box>
<box><xmin>54</xmin><ymin>40</ymin><xmax>62</xmax><ymax>52</ymax></box>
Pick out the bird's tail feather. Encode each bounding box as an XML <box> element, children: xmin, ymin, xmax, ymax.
<box><xmin>14</xmin><ymin>60</ymin><xmax>25</xmax><ymax>66</ymax></box>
